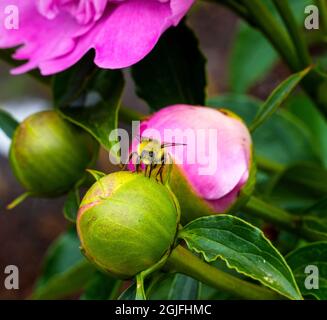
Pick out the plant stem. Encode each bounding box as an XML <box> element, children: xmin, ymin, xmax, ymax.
<box><xmin>212</xmin><ymin>0</ymin><xmax>327</xmax><ymax>117</ymax></box>
<box><xmin>272</xmin><ymin>0</ymin><xmax>311</xmax><ymax>68</ymax></box>
<box><xmin>316</xmin><ymin>0</ymin><xmax>327</xmax><ymax>34</ymax></box>
<box><xmin>238</xmin><ymin>0</ymin><xmax>300</xmax><ymax>71</ymax></box>
<box><xmin>243</xmin><ymin>196</ymin><xmax>326</xmax><ymax>241</ymax></box>
<box><xmin>217</xmin><ymin>0</ymin><xmax>256</xmax><ymax>26</ymax></box>
<box><xmin>255</xmin><ymin>156</ymin><xmax>285</xmax><ymax>174</ymax></box>
<box><xmin>165</xmin><ymin>245</ymin><xmax>285</xmax><ymax>300</ymax></box>
<box><xmin>244</xmin><ymin>196</ymin><xmax>299</xmax><ymax>231</ymax></box>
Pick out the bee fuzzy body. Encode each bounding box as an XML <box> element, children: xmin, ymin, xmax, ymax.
<box><xmin>125</xmin><ymin>137</ymin><xmax>184</xmax><ymax>184</ymax></box>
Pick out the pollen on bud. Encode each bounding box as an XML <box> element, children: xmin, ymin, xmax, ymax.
<box><xmin>77</xmin><ymin>171</ymin><xmax>180</xmax><ymax>279</ymax></box>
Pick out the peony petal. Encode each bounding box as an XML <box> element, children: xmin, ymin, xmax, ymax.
<box><xmin>131</xmin><ymin>105</ymin><xmax>252</xmax><ymax>201</ymax></box>
<box><xmin>39</xmin><ymin>0</ymin><xmax>174</xmax><ymax>74</ymax></box>
<box><xmin>169</xmin><ymin>0</ymin><xmax>195</xmax><ymax>25</ymax></box>
<box><xmin>0</xmin><ymin>0</ymin><xmax>195</xmax><ymax>75</ymax></box>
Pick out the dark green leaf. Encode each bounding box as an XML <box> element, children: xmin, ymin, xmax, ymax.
<box><xmin>179</xmin><ymin>215</ymin><xmax>302</xmax><ymax>300</ymax></box>
<box><xmin>132</xmin><ymin>22</ymin><xmax>206</xmax><ymax>110</ymax></box>
<box><xmin>230</xmin><ymin>22</ymin><xmax>277</xmax><ymax>93</ymax></box>
<box><xmin>250</xmin><ymin>67</ymin><xmax>311</xmax><ymax>132</ymax></box>
<box><xmin>266</xmin><ymin>163</ymin><xmax>327</xmax><ymax>212</ymax></box>
<box><xmin>276</xmin><ymin>162</ymin><xmax>327</xmax><ymax>195</ymax></box>
<box><xmin>0</xmin><ymin>108</ymin><xmax>19</xmax><ymax>139</ymax></box>
<box><xmin>118</xmin><ymin>282</ymin><xmax>136</xmax><ymax>300</ymax></box>
<box><xmin>229</xmin><ymin>0</ymin><xmax>312</xmax><ymax>93</ymax></box>
<box><xmin>32</xmin><ymin>260</ymin><xmax>95</xmax><ymax>300</ymax></box>
<box><xmin>63</xmin><ymin>188</ymin><xmax>80</xmax><ymax>223</ymax></box>
<box><xmin>168</xmin><ymin>274</ymin><xmax>199</xmax><ymax>300</ymax></box>
<box><xmin>286</xmin><ymin>94</ymin><xmax>327</xmax><ymax>168</ymax></box>
<box><xmin>286</xmin><ymin>242</ymin><xmax>327</xmax><ymax>299</ymax></box>
<box><xmin>207</xmin><ymin>94</ymin><xmax>318</xmax><ymax>165</ymax></box>
<box><xmin>53</xmin><ymin>52</ymin><xmax>124</xmax><ymax>151</ymax></box>
<box><xmin>301</xmin><ymin>216</ymin><xmax>327</xmax><ymax>241</ymax></box>
<box><xmin>32</xmin><ymin>228</ymin><xmax>96</xmax><ymax>299</ymax></box>
<box><xmin>81</xmin><ymin>272</ymin><xmax>120</xmax><ymax>300</ymax></box>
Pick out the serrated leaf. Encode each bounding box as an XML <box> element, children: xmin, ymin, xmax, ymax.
<box><xmin>179</xmin><ymin>215</ymin><xmax>302</xmax><ymax>300</ymax></box>
<box><xmin>168</xmin><ymin>274</ymin><xmax>200</xmax><ymax>300</ymax></box>
<box><xmin>0</xmin><ymin>108</ymin><xmax>19</xmax><ymax>139</ymax></box>
<box><xmin>132</xmin><ymin>22</ymin><xmax>206</xmax><ymax>110</ymax></box>
<box><xmin>250</xmin><ymin>67</ymin><xmax>311</xmax><ymax>132</ymax></box>
<box><xmin>286</xmin><ymin>242</ymin><xmax>327</xmax><ymax>299</ymax></box>
<box><xmin>53</xmin><ymin>52</ymin><xmax>124</xmax><ymax>152</ymax></box>
<box><xmin>32</xmin><ymin>228</ymin><xmax>96</xmax><ymax>299</ymax></box>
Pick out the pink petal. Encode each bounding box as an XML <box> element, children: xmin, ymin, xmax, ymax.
<box><xmin>131</xmin><ymin>105</ymin><xmax>252</xmax><ymax>202</ymax></box>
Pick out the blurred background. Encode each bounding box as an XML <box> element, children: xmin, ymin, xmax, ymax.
<box><xmin>0</xmin><ymin>2</ymin><xmax>312</xmax><ymax>299</ymax></box>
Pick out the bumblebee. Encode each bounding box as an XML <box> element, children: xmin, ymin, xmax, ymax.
<box><xmin>124</xmin><ymin>137</ymin><xmax>185</xmax><ymax>183</ymax></box>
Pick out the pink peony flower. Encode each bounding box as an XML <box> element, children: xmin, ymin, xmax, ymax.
<box><xmin>130</xmin><ymin>105</ymin><xmax>252</xmax><ymax>214</ymax></box>
<box><xmin>0</xmin><ymin>0</ymin><xmax>195</xmax><ymax>75</ymax></box>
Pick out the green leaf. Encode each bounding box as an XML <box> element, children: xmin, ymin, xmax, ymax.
<box><xmin>230</xmin><ymin>22</ymin><xmax>278</xmax><ymax>93</ymax></box>
<box><xmin>81</xmin><ymin>272</ymin><xmax>120</xmax><ymax>300</ymax></box>
<box><xmin>0</xmin><ymin>108</ymin><xmax>19</xmax><ymax>139</ymax></box>
<box><xmin>301</xmin><ymin>216</ymin><xmax>327</xmax><ymax>241</ymax></box>
<box><xmin>286</xmin><ymin>94</ymin><xmax>327</xmax><ymax>168</ymax></box>
<box><xmin>179</xmin><ymin>215</ymin><xmax>302</xmax><ymax>300</ymax></box>
<box><xmin>168</xmin><ymin>274</ymin><xmax>200</xmax><ymax>300</ymax></box>
<box><xmin>275</xmin><ymin>162</ymin><xmax>327</xmax><ymax>195</ymax></box>
<box><xmin>132</xmin><ymin>22</ymin><xmax>206</xmax><ymax>110</ymax></box>
<box><xmin>266</xmin><ymin>162</ymin><xmax>327</xmax><ymax>212</ymax></box>
<box><xmin>32</xmin><ymin>228</ymin><xmax>96</xmax><ymax>299</ymax></box>
<box><xmin>86</xmin><ymin>169</ymin><xmax>106</xmax><ymax>182</ymax></box>
<box><xmin>118</xmin><ymin>282</ymin><xmax>136</xmax><ymax>300</ymax></box>
<box><xmin>229</xmin><ymin>0</ymin><xmax>313</xmax><ymax>93</ymax></box>
<box><xmin>250</xmin><ymin>67</ymin><xmax>311</xmax><ymax>132</ymax></box>
<box><xmin>53</xmin><ymin>52</ymin><xmax>125</xmax><ymax>152</ymax></box>
<box><xmin>63</xmin><ymin>188</ymin><xmax>80</xmax><ymax>223</ymax></box>
<box><xmin>207</xmin><ymin>94</ymin><xmax>318</xmax><ymax>165</ymax></box>
<box><xmin>286</xmin><ymin>242</ymin><xmax>327</xmax><ymax>299</ymax></box>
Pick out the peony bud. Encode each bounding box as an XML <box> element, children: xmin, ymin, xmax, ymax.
<box><xmin>77</xmin><ymin>171</ymin><xmax>180</xmax><ymax>279</ymax></box>
<box><xmin>9</xmin><ymin>110</ymin><xmax>98</xmax><ymax>197</ymax></box>
<box><xmin>130</xmin><ymin>105</ymin><xmax>254</xmax><ymax>223</ymax></box>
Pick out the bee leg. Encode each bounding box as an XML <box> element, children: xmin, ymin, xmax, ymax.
<box><xmin>156</xmin><ymin>164</ymin><xmax>164</xmax><ymax>183</ymax></box>
<box><xmin>135</xmin><ymin>156</ymin><xmax>142</xmax><ymax>173</ymax></box>
<box><xmin>149</xmin><ymin>164</ymin><xmax>157</xmax><ymax>178</ymax></box>
<box><xmin>144</xmin><ymin>165</ymin><xmax>149</xmax><ymax>177</ymax></box>
<box><xmin>121</xmin><ymin>152</ymin><xmax>138</xmax><ymax>171</ymax></box>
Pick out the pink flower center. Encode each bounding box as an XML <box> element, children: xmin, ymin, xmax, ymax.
<box><xmin>37</xmin><ymin>0</ymin><xmax>170</xmax><ymax>25</ymax></box>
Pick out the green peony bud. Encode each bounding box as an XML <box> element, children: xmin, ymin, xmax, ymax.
<box><xmin>9</xmin><ymin>110</ymin><xmax>98</xmax><ymax>197</ymax></box>
<box><xmin>77</xmin><ymin>171</ymin><xmax>180</xmax><ymax>279</ymax></box>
